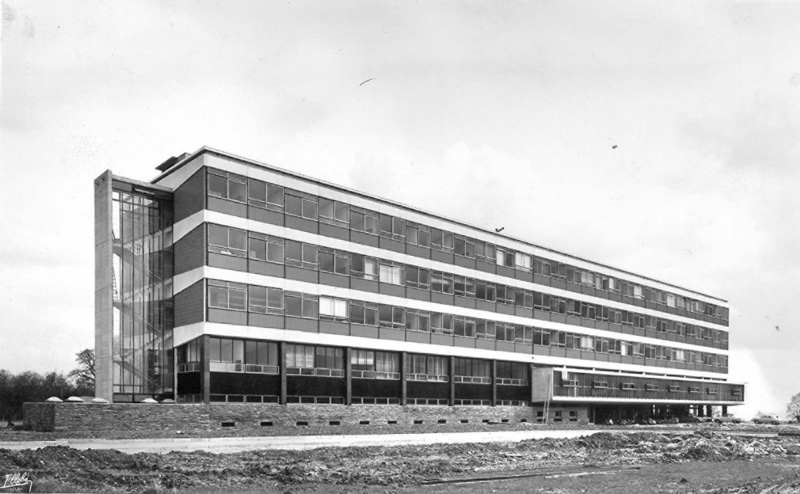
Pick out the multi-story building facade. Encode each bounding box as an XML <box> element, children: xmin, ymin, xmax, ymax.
<box><xmin>95</xmin><ymin>147</ymin><xmax>744</xmax><ymax>423</ymax></box>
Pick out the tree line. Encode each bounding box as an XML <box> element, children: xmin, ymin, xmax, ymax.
<box><xmin>0</xmin><ymin>349</ymin><xmax>95</xmax><ymax>421</ymax></box>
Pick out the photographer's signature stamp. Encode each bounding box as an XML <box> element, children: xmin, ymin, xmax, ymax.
<box><xmin>0</xmin><ymin>473</ymin><xmax>32</xmax><ymax>492</ymax></box>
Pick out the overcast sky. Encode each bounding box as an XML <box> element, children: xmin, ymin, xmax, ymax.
<box><xmin>2</xmin><ymin>1</ymin><xmax>799</xmax><ymax>417</ymax></box>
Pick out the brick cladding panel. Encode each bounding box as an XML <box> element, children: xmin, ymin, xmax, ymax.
<box><xmin>23</xmin><ymin>403</ymin><xmax>550</xmax><ymax>432</ymax></box>
<box><xmin>174</xmin><ymin>168</ymin><xmax>205</xmax><ymax>223</ymax></box>
<box><xmin>174</xmin><ymin>280</ymin><xmax>204</xmax><ymax>328</ymax></box>
<box><xmin>174</xmin><ymin>225</ymin><xmax>205</xmax><ymax>276</ymax></box>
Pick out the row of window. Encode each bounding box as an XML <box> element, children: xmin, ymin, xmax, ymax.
<box><xmin>207</xmin><ymin>225</ymin><xmax>728</xmax><ymax>347</ymax></box>
<box><xmin>178</xmin><ymin>337</ymin><xmax>529</xmax><ymax>382</ymax></box>
<box><xmin>206</xmin><ymin>281</ymin><xmax>729</xmax><ymax>371</ymax></box>
<box><xmin>561</xmin><ymin>379</ymin><xmax>742</xmax><ymax>397</ymax></box>
<box><xmin>534</xmin><ymin>329</ymin><xmax>727</xmax><ymax>367</ymax></box>
<box><xmin>207</xmin><ymin>167</ymin><xmax>729</xmax><ymax>324</ymax></box>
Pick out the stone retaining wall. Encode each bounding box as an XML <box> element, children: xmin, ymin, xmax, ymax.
<box><xmin>24</xmin><ymin>402</ymin><xmax>588</xmax><ymax>433</ymax></box>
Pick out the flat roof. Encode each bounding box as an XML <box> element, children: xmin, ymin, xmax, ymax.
<box><xmin>153</xmin><ymin>146</ymin><xmax>727</xmax><ymax>304</ymax></box>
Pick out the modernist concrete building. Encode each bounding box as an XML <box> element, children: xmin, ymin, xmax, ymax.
<box><xmin>95</xmin><ymin>147</ymin><xmax>744</xmax><ymax>423</ymax></box>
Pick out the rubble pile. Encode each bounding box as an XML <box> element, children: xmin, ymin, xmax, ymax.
<box><xmin>0</xmin><ymin>431</ymin><xmax>797</xmax><ymax>492</ymax></box>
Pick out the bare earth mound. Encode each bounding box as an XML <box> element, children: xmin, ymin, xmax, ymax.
<box><xmin>1</xmin><ymin>431</ymin><xmax>799</xmax><ymax>493</ymax></box>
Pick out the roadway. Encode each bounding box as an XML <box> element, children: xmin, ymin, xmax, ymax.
<box><xmin>0</xmin><ymin>429</ymin><xmax>618</xmax><ymax>453</ymax></box>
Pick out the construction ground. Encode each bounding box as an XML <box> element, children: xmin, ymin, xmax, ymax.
<box><xmin>1</xmin><ymin>422</ymin><xmax>800</xmax><ymax>493</ymax></box>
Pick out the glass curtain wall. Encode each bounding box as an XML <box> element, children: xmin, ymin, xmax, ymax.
<box><xmin>111</xmin><ymin>185</ymin><xmax>174</xmax><ymax>401</ymax></box>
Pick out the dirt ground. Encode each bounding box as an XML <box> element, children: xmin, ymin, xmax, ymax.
<box><xmin>1</xmin><ymin>429</ymin><xmax>800</xmax><ymax>493</ymax></box>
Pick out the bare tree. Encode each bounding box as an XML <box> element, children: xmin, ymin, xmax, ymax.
<box><xmin>787</xmin><ymin>392</ymin><xmax>800</xmax><ymax>422</ymax></box>
<box><xmin>68</xmin><ymin>348</ymin><xmax>96</xmax><ymax>395</ymax></box>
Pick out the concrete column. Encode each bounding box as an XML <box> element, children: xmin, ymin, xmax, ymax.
<box><xmin>279</xmin><ymin>341</ymin><xmax>287</xmax><ymax>405</ymax></box>
<box><xmin>400</xmin><ymin>352</ymin><xmax>407</xmax><ymax>405</ymax></box>
<box><xmin>94</xmin><ymin>171</ymin><xmax>114</xmax><ymax>402</ymax></box>
<box><xmin>345</xmin><ymin>347</ymin><xmax>352</xmax><ymax>405</ymax></box>
<box><xmin>173</xmin><ymin>346</ymin><xmax>178</xmax><ymax>401</ymax></box>
<box><xmin>722</xmin><ymin>405</ymin><xmax>728</xmax><ymax>416</ymax></box>
<box><xmin>698</xmin><ymin>406</ymin><xmax>704</xmax><ymax>417</ymax></box>
<box><xmin>201</xmin><ymin>335</ymin><xmax>211</xmax><ymax>404</ymax></box>
<box><xmin>706</xmin><ymin>405</ymin><xmax>713</xmax><ymax>417</ymax></box>
<box><xmin>449</xmin><ymin>356</ymin><xmax>456</xmax><ymax>406</ymax></box>
<box><xmin>490</xmin><ymin>360</ymin><xmax>497</xmax><ymax>407</ymax></box>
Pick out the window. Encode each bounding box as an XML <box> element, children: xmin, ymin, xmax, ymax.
<box><xmin>431</xmin><ymin>271</ymin><xmax>454</xmax><ymax>294</ymax></box>
<box><xmin>668</xmin><ymin>385</ymin><xmax>681</xmax><ymax>392</ymax></box>
<box><xmin>379</xmin><ymin>214</ymin><xmax>405</xmax><ymax>239</ymax></box>
<box><xmin>476</xmin><ymin>319</ymin><xmax>496</xmax><ymax>339</ymax></box>
<box><xmin>515</xmin><ymin>252</ymin><xmax>532</xmax><ymax>271</ymax></box>
<box><xmin>496</xmin><ymin>322</ymin><xmax>516</xmax><ymax>342</ymax></box>
<box><xmin>285</xmin><ymin>344</ymin><xmax>344</xmax><ymax>373</ymax></box>
<box><xmin>285</xmin><ymin>344</ymin><xmax>314</xmax><ymax>368</ymax></box>
<box><xmin>285</xmin><ymin>193</ymin><xmax>318</xmax><ymax>220</ymax></box>
<box><xmin>453</xmin><ymin>316</ymin><xmax>476</xmax><ymax>337</ymax></box>
<box><xmin>378</xmin><ymin>304</ymin><xmax>405</xmax><ymax>328</ymax></box>
<box><xmin>208</xmin><ymin>169</ymin><xmax>246</xmax><ymax>203</ymax></box>
<box><xmin>431</xmin><ymin>313</ymin><xmax>454</xmax><ymax>334</ymax></box>
<box><xmin>476</xmin><ymin>241</ymin><xmax>496</xmax><ymax>261</ymax></box>
<box><xmin>405</xmin><ymin>222</ymin><xmax>431</xmax><ymax>247</ymax></box>
<box><xmin>454</xmin><ymin>235</ymin><xmax>476</xmax><ymax>258</ymax></box>
<box><xmin>495</xmin><ymin>248</ymin><xmax>514</xmax><ymax>267</ymax></box>
<box><xmin>496</xmin><ymin>361</ymin><xmax>527</xmax><ymax>384</ymax></box>
<box><xmin>431</xmin><ymin>228</ymin><xmax>454</xmax><ymax>251</ymax></box>
<box><xmin>266</xmin><ymin>183</ymin><xmax>284</xmax><ymax>208</ymax></box>
<box><xmin>248</xmin><ymin>234</ymin><xmax>284</xmax><ymax>263</ymax></box>
<box><xmin>562</xmin><ymin>379</ymin><xmax>578</xmax><ymax>388</ymax></box>
<box><xmin>319</xmin><ymin>198</ymin><xmax>349</xmax><ymax>226</ymax></box>
<box><xmin>208</xmin><ymin>281</ymin><xmax>247</xmax><ymax>310</ymax></box>
<box><xmin>379</xmin><ymin>261</ymin><xmax>404</xmax><ymax>285</ymax></box>
<box><xmin>567</xmin><ymin>299</ymin><xmax>580</xmax><ymax>316</ymax></box>
<box><xmin>350</xmin><ymin>254</ymin><xmax>378</xmax><ymax>281</ymax></box>
<box><xmin>453</xmin><ymin>275</ymin><xmax>476</xmax><ymax>297</ymax></box>
<box><xmin>350</xmin><ymin>301</ymin><xmax>378</xmax><ymax>326</ymax></box>
<box><xmin>515</xmin><ymin>325</ymin><xmax>533</xmax><ymax>344</ymax></box>
<box><xmin>454</xmin><ymin>358</ymin><xmax>490</xmax><ymax>383</ymax></box>
<box><xmin>405</xmin><ymin>354</ymin><xmax>449</xmax><ymax>382</ymax></box>
<box><xmin>248</xmin><ymin>286</ymin><xmax>283</xmax><ymax>314</ymax></box>
<box><xmin>208</xmin><ymin>337</ymin><xmax>252</xmax><ymax>373</ymax></box>
<box><xmin>284</xmin><ymin>292</ymin><xmax>318</xmax><ymax>318</ymax></box>
<box><xmin>406</xmin><ymin>310</ymin><xmax>431</xmax><ymax>332</ymax></box>
<box><xmin>621</xmin><ymin>382</ymin><xmax>636</xmax><ymax>390</ymax></box>
<box><xmin>247</xmin><ymin>178</ymin><xmax>267</xmax><ymax>207</ymax></box>
<box><xmin>208</xmin><ymin>224</ymin><xmax>247</xmax><ymax>257</ymax></box>
<box><xmin>533</xmin><ymin>328</ymin><xmax>550</xmax><ymax>346</ymax></box>
<box><xmin>516</xmin><ymin>289</ymin><xmax>534</xmax><ymax>309</ymax></box>
<box><xmin>533</xmin><ymin>292</ymin><xmax>549</xmax><ymax>310</ymax></box>
<box><xmin>243</xmin><ymin>340</ymin><xmax>279</xmax><ymax>373</ymax></box>
<box><xmin>497</xmin><ymin>284</ymin><xmax>515</xmax><ymax>305</ymax></box>
<box><xmin>285</xmin><ymin>240</ymin><xmax>318</xmax><ymax>270</ymax></box>
<box><xmin>351</xmin><ymin>350</ymin><xmax>399</xmax><ymax>379</ymax></box>
<box><xmin>646</xmin><ymin>384</ymin><xmax>659</xmax><ymax>391</ymax></box>
<box><xmin>593</xmin><ymin>381</ymin><xmax>609</xmax><ymax>389</ymax></box>
<box><xmin>350</xmin><ymin>208</ymin><xmax>379</xmax><ymax>234</ymax></box>
<box><xmin>405</xmin><ymin>266</ymin><xmax>431</xmax><ymax>289</ymax></box>
<box><xmin>534</xmin><ymin>258</ymin><xmax>551</xmax><ymax>277</ymax></box>
<box><xmin>319</xmin><ymin>247</ymin><xmax>349</xmax><ymax>276</ymax></box>
<box><xmin>319</xmin><ymin>296</ymin><xmax>348</xmax><ymax>321</ymax></box>
<box><xmin>476</xmin><ymin>280</ymin><xmax>496</xmax><ymax>302</ymax></box>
